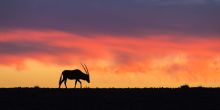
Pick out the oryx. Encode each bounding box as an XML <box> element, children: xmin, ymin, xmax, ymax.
<box><xmin>59</xmin><ymin>64</ymin><xmax>90</xmax><ymax>88</ymax></box>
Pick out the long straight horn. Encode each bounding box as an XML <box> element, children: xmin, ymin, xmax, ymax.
<box><xmin>81</xmin><ymin>63</ymin><xmax>87</xmax><ymax>74</ymax></box>
<box><xmin>84</xmin><ymin>64</ymin><xmax>89</xmax><ymax>75</ymax></box>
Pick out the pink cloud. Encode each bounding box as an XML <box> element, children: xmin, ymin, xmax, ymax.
<box><xmin>0</xmin><ymin>29</ymin><xmax>220</xmax><ymax>81</ymax></box>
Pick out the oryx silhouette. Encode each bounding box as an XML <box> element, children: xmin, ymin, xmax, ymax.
<box><xmin>59</xmin><ymin>64</ymin><xmax>90</xmax><ymax>88</ymax></box>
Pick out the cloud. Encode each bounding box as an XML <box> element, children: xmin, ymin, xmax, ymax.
<box><xmin>0</xmin><ymin>41</ymin><xmax>80</xmax><ymax>55</ymax></box>
<box><xmin>0</xmin><ymin>0</ymin><xmax>220</xmax><ymax>36</ymax></box>
<box><xmin>0</xmin><ymin>30</ymin><xmax>219</xmax><ymax>76</ymax></box>
<box><xmin>155</xmin><ymin>0</ymin><xmax>219</xmax><ymax>5</ymax></box>
<box><xmin>209</xmin><ymin>56</ymin><xmax>220</xmax><ymax>70</ymax></box>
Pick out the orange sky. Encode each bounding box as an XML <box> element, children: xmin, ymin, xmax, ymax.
<box><xmin>0</xmin><ymin>30</ymin><xmax>220</xmax><ymax>88</ymax></box>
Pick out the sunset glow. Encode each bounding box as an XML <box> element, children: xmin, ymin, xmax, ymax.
<box><xmin>0</xmin><ymin>0</ymin><xmax>220</xmax><ymax>88</ymax></box>
<box><xmin>0</xmin><ymin>30</ymin><xmax>219</xmax><ymax>88</ymax></box>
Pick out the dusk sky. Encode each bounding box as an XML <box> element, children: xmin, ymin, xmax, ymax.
<box><xmin>0</xmin><ymin>0</ymin><xmax>220</xmax><ymax>88</ymax></box>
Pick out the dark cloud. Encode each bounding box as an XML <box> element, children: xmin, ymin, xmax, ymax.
<box><xmin>0</xmin><ymin>0</ymin><xmax>220</xmax><ymax>36</ymax></box>
<box><xmin>0</xmin><ymin>41</ymin><xmax>80</xmax><ymax>55</ymax></box>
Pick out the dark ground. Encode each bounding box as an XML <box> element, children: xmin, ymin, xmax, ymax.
<box><xmin>0</xmin><ymin>88</ymin><xmax>220</xmax><ymax>110</ymax></box>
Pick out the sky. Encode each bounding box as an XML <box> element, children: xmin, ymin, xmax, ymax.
<box><xmin>0</xmin><ymin>0</ymin><xmax>220</xmax><ymax>88</ymax></box>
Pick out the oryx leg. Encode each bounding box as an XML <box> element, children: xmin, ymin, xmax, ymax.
<box><xmin>59</xmin><ymin>79</ymin><xmax>65</xmax><ymax>88</ymax></box>
<box><xmin>75</xmin><ymin>80</ymin><xmax>77</xmax><ymax>88</ymax></box>
<box><xmin>64</xmin><ymin>79</ymin><xmax>67</xmax><ymax>88</ymax></box>
<box><xmin>78</xmin><ymin>80</ymin><xmax>82</xmax><ymax>88</ymax></box>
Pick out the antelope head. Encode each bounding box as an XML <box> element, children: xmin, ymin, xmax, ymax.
<box><xmin>81</xmin><ymin>64</ymin><xmax>90</xmax><ymax>83</ymax></box>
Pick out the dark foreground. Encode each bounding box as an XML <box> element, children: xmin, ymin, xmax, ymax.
<box><xmin>0</xmin><ymin>88</ymin><xmax>220</xmax><ymax>110</ymax></box>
